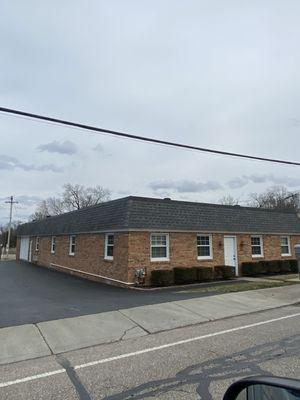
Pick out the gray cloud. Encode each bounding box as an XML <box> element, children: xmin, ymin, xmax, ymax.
<box><xmin>227</xmin><ymin>177</ymin><xmax>249</xmax><ymax>189</ymax></box>
<box><xmin>0</xmin><ymin>154</ymin><xmax>62</xmax><ymax>173</ymax></box>
<box><xmin>150</xmin><ymin>180</ymin><xmax>222</xmax><ymax>193</ymax></box>
<box><xmin>93</xmin><ymin>143</ymin><xmax>104</xmax><ymax>153</ymax></box>
<box><xmin>37</xmin><ymin>140</ymin><xmax>77</xmax><ymax>155</ymax></box>
<box><xmin>0</xmin><ymin>1</ymin><xmax>299</xmax><ymax>213</ymax></box>
<box><xmin>227</xmin><ymin>174</ymin><xmax>300</xmax><ymax>189</ymax></box>
<box><xmin>0</xmin><ymin>195</ymin><xmax>42</xmax><ymax>206</ymax></box>
<box><xmin>15</xmin><ymin>195</ymin><xmax>43</xmax><ymax>206</ymax></box>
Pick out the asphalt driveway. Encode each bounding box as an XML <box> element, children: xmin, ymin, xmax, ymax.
<box><xmin>0</xmin><ymin>260</ymin><xmax>243</xmax><ymax>327</ymax></box>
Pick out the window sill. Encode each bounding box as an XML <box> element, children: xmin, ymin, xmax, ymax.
<box><xmin>150</xmin><ymin>258</ymin><xmax>170</xmax><ymax>262</ymax></box>
<box><xmin>197</xmin><ymin>256</ymin><xmax>213</xmax><ymax>261</ymax></box>
<box><xmin>69</xmin><ymin>253</ymin><xmax>75</xmax><ymax>257</ymax></box>
<box><xmin>252</xmin><ymin>255</ymin><xmax>263</xmax><ymax>258</ymax></box>
<box><xmin>104</xmin><ymin>257</ymin><xmax>114</xmax><ymax>261</ymax></box>
<box><xmin>281</xmin><ymin>254</ymin><xmax>291</xmax><ymax>257</ymax></box>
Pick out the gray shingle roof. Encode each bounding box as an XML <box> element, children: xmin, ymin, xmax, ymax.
<box><xmin>17</xmin><ymin>196</ymin><xmax>300</xmax><ymax>236</ymax></box>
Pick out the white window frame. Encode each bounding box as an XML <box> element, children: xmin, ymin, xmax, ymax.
<box><xmin>197</xmin><ymin>234</ymin><xmax>213</xmax><ymax>260</ymax></box>
<box><xmin>150</xmin><ymin>233</ymin><xmax>170</xmax><ymax>262</ymax></box>
<box><xmin>104</xmin><ymin>233</ymin><xmax>114</xmax><ymax>260</ymax></box>
<box><xmin>280</xmin><ymin>236</ymin><xmax>291</xmax><ymax>256</ymax></box>
<box><xmin>35</xmin><ymin>237</ymin><xmax>40</xmax><ymax>252</ymax></box>
<box><xmin>251</xmin><ymin>235</ymin><xmax>264</xmax><ymax>258</ymax></box>
<box><xmin>51</xmin><ymin>236</ymin><xmax>56</xmax><ymax>254</ymax></box>
<box><xmin>69</xmin><ymin>235</ymin><xmax>76</xmax><ymax>256</ymax></box>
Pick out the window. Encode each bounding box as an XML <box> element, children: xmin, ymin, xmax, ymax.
<box><xmin>281</xmin><ymin>236</ymin><xmax>291</xmax><ymax>256</ymax></box>
<box><xmin>105</xmin><ymin>234</ymin><xmax>114</xmax><ymax>260</ymax></box>
<box><xmin>69</xmin><ymin>235</ymin><xmax>76</xmax><ymax>255</ymax></box>
<box><xmin>35</xmin><ymin>237</ymin><xmax>40</xmax><ymax>251</ymax></box>
<box><xmin>150</xmin><ymin>233</ymin><xmax>169</xmax><ymax>261</ymax></box>
<box><xmin>197</xmin><ymin>234</ymin><xmax>213</xmax><ymax>259</ymax></box>
<box><xmin>51</xmin><ymin>236</ymin><xmax>56</xmax><ymax>254</ymax></box>
<box><xmin>251</xmin><ymin>236</ymin><xmax>263</xmax><ymax>257</ymax></box>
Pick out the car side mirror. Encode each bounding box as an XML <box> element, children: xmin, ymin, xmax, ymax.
<box><xmin>223</xmin><ymin>376</ymin><xmax>300</xmax><ymax>400</ymax></box>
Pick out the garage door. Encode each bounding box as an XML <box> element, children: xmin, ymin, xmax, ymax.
<box><xmin>20</xmin><ymin>236</ymin><xmax>30</xmax><ymax>261</ymax></box>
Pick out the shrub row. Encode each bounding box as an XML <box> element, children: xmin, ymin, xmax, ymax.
<box><xmin>151</xmin><ymin>266</ymin><xmax>235</xmax><ymax>287</ymax></box>
<box><xmin>241</xmin><ymin>259</ymin><xmax>298</xmax><ymax>276</ymax></box>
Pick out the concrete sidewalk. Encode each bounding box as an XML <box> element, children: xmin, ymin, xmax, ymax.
<box><xmin>1</xmin><ymin>284</ymin><xmax>299</xmax><ymax>365</ymax></box>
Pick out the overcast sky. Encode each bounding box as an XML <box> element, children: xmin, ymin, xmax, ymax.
<box><xmin>0</xmin><ymin>0</ymin><xmax>299</xmax><ymax>224</ymax></box>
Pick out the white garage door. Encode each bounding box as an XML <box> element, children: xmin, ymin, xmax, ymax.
<box><xmin>20</xmin><ymin>236</ymin><xmax>30</xmax><ymax>261</ymax></box>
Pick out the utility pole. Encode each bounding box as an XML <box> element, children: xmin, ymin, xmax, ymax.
<box><xmin>4</xmin><ymin>196</ymin><xmax>18</xmax><ymax>258</ymax></box>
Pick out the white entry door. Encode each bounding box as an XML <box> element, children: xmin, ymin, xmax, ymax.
<box><xmin>20</xmin><ymin>236</ymin><xmax>30</xmax><ymax>261</ymax></box>
<box><xmin>224</xmin><ymin>236</ymin><xmax>238</xmax><ymax>275</ymax></box>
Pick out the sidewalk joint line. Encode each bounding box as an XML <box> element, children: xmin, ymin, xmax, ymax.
<box><xmin>35</xmin><ymin>324</ymin><xmax>53</xmax><ymax>355</ymax></box>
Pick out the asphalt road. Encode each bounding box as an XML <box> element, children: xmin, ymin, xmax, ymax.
<box><xmin>0</xmin><ymin>305</ymin><xmax>299</xmax><ymax>399</ymax></box>
<box><xmin>0</xmin><ymin>261</ymin><xmax>245</xmax><ymax>327</ymax></box>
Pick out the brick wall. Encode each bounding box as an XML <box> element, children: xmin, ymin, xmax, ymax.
<box><xmin>25</xmin><ymin>233</ymin><xmax>130</xmax><ymax>284</ymax></box>
<box><xmin>128</xmin><ymin>232</ymin><xmax>300</xmax><ymax>284</ymax></box>
<box><xmin>17</xmin><ymin>231</ymin><xmax>300</xmax><ymax>286</ymax></box>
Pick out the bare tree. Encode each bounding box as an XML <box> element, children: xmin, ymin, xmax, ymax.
<box><xmin>30</xmin><ymin>200</ymin><xmax>50</xmax><ymax>220</ymax></box>
<box><xmin>30</xmin><ymin>183</ymin><xmax>111</xmax><ymax>220</ymax></box>
<box><xmin>62</xmin><ymin>184</ymin><xmax>110</xmax><ymax>211</ymax></box>
<box><xmin>247</xmin><ymin>186</ymin><xmax>299</xmax><ymax>211</ymax></box>
<box><xmin>218</xmin><ymin>195</ymin><xmax>239</xmax><ymax>206</ymax></box>
<box><xmin>0</xmin><ymin>221</ymin><xmax>21</xmax><ymax>252</ymax></box>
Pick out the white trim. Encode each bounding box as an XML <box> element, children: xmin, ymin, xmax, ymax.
<box><xmin>280</xmin><ymin>235</ymin><xmax>291</xmax><ymax>256</ymax></box>
<box><xmin>35</xmin><ymin>237</ymin><xmax>40</xmax><ymax>252</ymax></box>
<box><xmin>223</xmin><ymin>235</ymin><xmax>239</xmax><ymax>276</ymax></box>
<box><xmin>197</xmin><ymin>233</ymin><xmax>213</xmax><ymax>260</ymax></box>
<box><xmin>51</xmin><ymin>236</ymin><xmax>56</xmax><ymax>254</ymax></box>
<box><xmin>69</xmin><ymin>235</ymin><xmax>76</xmax><ymax>256</ymax></box>
<box><xmin>49</xmin><ymin>263</ymin><xmax>134</xmax><ymax>285</ymax></box>
<box><xmin>104</xmin><ymin>233</ymin><xmax>114</xmax><ymax>260</ymax></box>
<box><xmin>150</xmin><ymin>233</ymin><xmax>170</xmax><ymax>262</ymax></box>
<box><xmin>29</xmin><ymin>240</ymin><xmax>33</xmax><ymax>262</ymax></box>
<box><xmin>251</xmin><ymin>235</ymin><xmax>264</xmax><ymax>258</ymax></box>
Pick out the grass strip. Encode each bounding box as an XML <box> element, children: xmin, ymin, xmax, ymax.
<box><xmin>177</xmin><ymin>280</ymin><xmax>297</xmax><ymax>294</ymax></box>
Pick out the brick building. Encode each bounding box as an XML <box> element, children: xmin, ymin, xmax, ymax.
<box><xmin>16</xmin><ymin>196</ymin><xmax>300</xmax><ymax>286</ymax></box>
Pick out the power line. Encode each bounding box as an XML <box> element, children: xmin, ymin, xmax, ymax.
<box><xmin>0</xmin><ymin>106</ymin><xmax>299</xmax><ymax>166</ymax></box>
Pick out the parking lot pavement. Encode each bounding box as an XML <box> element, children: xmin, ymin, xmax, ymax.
<box><xmin>0</xmin><ymin>260</ymin><xmax>245</xmax><ymax>328</ymax></box>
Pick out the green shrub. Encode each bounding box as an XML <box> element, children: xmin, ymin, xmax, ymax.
<box><xmin>214</xmin><ymin>265</ymin><xmax>235</xmax><ymax>280</ymax></box>
<box><xmin>151</xmin><ymin>270</ymin><xmax>174</xmax><ymax>286</ymax></box>
<box><xmin>280</xmin><ymin>260</ymin><xmax>291</xmax><ymax>273</ymax></box>
<box><xmin>289</xmin><ymin>259</ymin><xmax>298</xmax><ymax>273</ymax></box>
<box><xmin>196</xmin><ymin>267</ymin><xmax>214</xmax><ymax>282</ymax></box>
<box><xmin>241</xmin><ymin>259</ymin><xmax>297</xmax><ymax>276</ymax></box>
<box><xmin>173</xmin><ymin>267</ymin><xmax>197</xmax><ymax>284</ymax></box>
<box><xmin>257</xmin><ymin>261</ymin><xmax>269</xmax><ymax>274</ymax></box>
<box><xmin>241</xmin><ymin>262</ymin><xmax>261</xmax><ymax>276</ymax></box>
<box><xmin>241</xmin><ymin>262</ymin><xmax>252</xmax><ymax>276</ymax></box>
<box><xmin>267</xmin><ymin>260</ymin><xmax>281</xmax><ymax>274</ymax></box>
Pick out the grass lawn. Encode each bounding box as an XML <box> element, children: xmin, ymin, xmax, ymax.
<box><xmin>176</xmin><ymin>280</ymin><xmax>298</xmax><ymax>294</ymax></box>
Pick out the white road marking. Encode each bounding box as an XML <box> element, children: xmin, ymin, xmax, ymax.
<box><xmin>0</xmin><ymin>369</ymin><xmax>65</xmax><ymax>388</ymax></box>
<box><xmin>1</xmin><ymin>312</ymin><xmax>300</xmax><ymax>388</ymax></box>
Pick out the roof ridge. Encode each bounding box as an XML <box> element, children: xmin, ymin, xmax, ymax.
<box><xmin>128</xmin><ymin>196</ymin><xmax>298</xmax><ymax>214</ymax></box>
<box><xmin>26</xmin><ymin>196</ymin><xmax>133</xmax><ymax>225</ymax></box>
